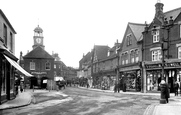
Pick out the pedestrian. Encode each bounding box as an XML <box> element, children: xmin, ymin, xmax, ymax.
<box><xmin>114</xmin><ymin>82</ymin><xmax>117</xmax><ymax>93</ymax></box>
<box><xmin>161</xmin><ymin>80</ymin><xmax>170</xmax><ymax>103</ymax></box>
<box><xmin>174</xmin><ymin>81</ymin><xmax>179</xmax><ymax>96</ymax></box>
<box><xmin>20</xmin><ymin>82</ymin><xmax>24</xmax><ymax>93</ymax></box>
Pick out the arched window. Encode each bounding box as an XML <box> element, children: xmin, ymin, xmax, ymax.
<box><xmin>45</xmin><ymin>61</ymin><xmax>51</xmax><ymax>70</ymax></box>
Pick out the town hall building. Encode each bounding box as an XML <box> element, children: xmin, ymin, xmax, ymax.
<box><xmin>20</xmin><ymin>25</ymin><xmax>54</xmax><ymax>89</ymax></box>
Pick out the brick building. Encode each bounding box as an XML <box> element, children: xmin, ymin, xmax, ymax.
<box><xmin>142</xmin><ymin>2</ymin><xmax>181</xmax><ymax>93</ymax></box>
<box><xmin>119</xmin><ymin>22</ymin><xmax>145</xmax><ymax>92</ymax></box>
<box><xmin>21</xmin><ymin>25</ymin><xmax>54</xmax><ymax>89</ymax></box>
<box><xmin>0</xmin><ymin>9</ymin><xmax>32</xmax><ymax>104</ymax></box>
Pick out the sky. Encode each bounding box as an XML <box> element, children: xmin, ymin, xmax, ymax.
<box><xmin>1</xmin><ymin>0</ymin><xmax>181</xmax><ymax>68</ymax></box>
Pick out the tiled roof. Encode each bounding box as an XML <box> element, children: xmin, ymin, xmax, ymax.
<box><xmin>84</xmin><ymin>52</ymin><xmax>92</xmax><ymax>63</ymax></box>
<box><xmin>128</xmin><ymin>22</ymin><xmax>145</xmax><ymax>41</ymax></box>
<box><xmin>164</xmin><ymin>7</ymin><xmax>181</xmax><ymax>21</ymax></box>
<box><xmin>94</xmin><ymin>45</ymin><xmax>110</xmax><ymax>60</ymax></box>
<box><xmin>23</xmin><ymin>46</ymin><xmax>53</xmax><ymax>59</ymax></box>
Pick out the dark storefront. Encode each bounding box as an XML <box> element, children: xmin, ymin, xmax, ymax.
<box><xmin>144</xmin><ymin>60</ymin><xmax>181</xmax><ymax>93</ymax></box>
<box><xmin>119</xmin><ymin>65</ymin><xmax>141</xmax><ymax>92</ymax></box>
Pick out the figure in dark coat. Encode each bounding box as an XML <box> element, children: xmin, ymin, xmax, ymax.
<box><xmin>174</xmin><ymin>81</ymin><xmax>179</xmax><ymax>96</ymax></box>
<box><xmin>160</xmin><ymin>80</ymin><xmax>170</xmax><ymax>103</ymax></box>
<box><xmin>20</xmin><ymin>82</ymin><xmax>24</xmax><ymax>93</ymax></box>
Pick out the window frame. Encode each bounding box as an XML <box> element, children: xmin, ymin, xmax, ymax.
<box><xmin>153</xmin><ymin>30</ymin><xmax>160</xmax><ymax>43</ymax></box>
<box><xmin>30</xmin><ymin>61</ymin><xmax>35</xmax><ymax>70</ymax></box>
<box><xmin>45</xmin><ymin>61</ymin><xmax>51</xmax><ymax>70</ymax></box>
<box><xmin>152</xmin><ymin>50</ymin><xmax>161</xmax><ymax>61</ymax></box>
<box><xmin>127</xmin><ymin>34</ymin><xmax>132</xmax><ymax>46</ymax></box>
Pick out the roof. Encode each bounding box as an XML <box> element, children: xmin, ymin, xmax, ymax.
<box><xmin>23</xmin><ymin>46</ymin><xmax>53</xmax><ymax>59</ymax></box>
<box><xmin>164</xmin><ymin>7</ymin><xmax>181</xmax><ymax>21</ymax></box>
<box><xmin>94</xmin><ymin>45</ymin><xmax>110</xmax><ymax>60</ymax></box>
<box><xmin>83</xmin><ymin>52</ymin><xmax>92</xmax><ymax>63</ymax></box>
<box><xmin>0</xmin><ymin>9</ymin><xmax>16</xmax><ymax>34</ymax></box>
<box><xmin>128</xmin><ymin>22</ymin><xmax>145</xmax><ymax>41</ymax></box>
<box><xmin>34</xmin><ymin>25</ymin><xmax>43</xmax><ymax>33</ymax></box>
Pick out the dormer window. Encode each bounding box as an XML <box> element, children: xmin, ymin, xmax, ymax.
<box><xmin>153</xmin><ymin>30</ymin><xmax>160</xmax><ymax>43</ymax></box>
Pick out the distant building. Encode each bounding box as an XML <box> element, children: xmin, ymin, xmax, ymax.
<box><xmin>21</xmin><ymin>25</ymin><xmax>54</xmax><ymax>89</ymax></box>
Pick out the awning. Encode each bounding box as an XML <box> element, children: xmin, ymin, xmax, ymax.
<box><xmin>54</xmin><ymin>76</ymin><xmax>64</xmax><ymax>81</ymax></box>
<box><xmin>4</xmin><ymin>55</ymin><xmax>33</xmax><ymax>77</ymax></box>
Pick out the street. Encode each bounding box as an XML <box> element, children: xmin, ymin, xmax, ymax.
<box><xmin>1</xmin><ymin>87</ymin><xmax>160</xmax><ymax>115</ymax></box>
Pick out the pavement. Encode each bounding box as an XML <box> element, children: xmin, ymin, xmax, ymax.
<box><xmin>0</xmin><ymin>87</ymin><xmax>181</xmax><ymax>115</ymax></box>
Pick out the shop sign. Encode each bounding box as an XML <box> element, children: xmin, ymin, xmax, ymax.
<box><xmin>165</xmin><ymin>62</ymin><xmax>181</xmax><ymax>67</ymax></box>
<box><xmin>145</xmin><ymin>62</ymin><xmax>181</xmax><ymax>69</ymax></box>
<box><xmin>145</xmin><ymin>64</ymin><xmax>162</xmax><ymax>69</ymax></box>
<box><xmin>31</xmin><ymin>72</ymin><xmax>47</xmax><ymax>75</ymax></box>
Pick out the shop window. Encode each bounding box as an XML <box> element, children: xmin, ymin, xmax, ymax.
<box><xmin>30</xmin><ymin>61</ymin><xmax>35</xmax><ymax>70</ymax></box>
<box><xmin>152</xmin><ymin>50</ymin><xmax>161</xmax><ymax>61</ymax></box>
<box><xmin>178</xmin><ymin>47</ymin><xmax>181</xmax><ymax>59</ymax></box>
<box><xmin>45</xmin><ymin>61</ymin><xmax>51</xmax><ymax>70</ymax></box>
<box><xmin>152</xmin><ymin>30</ymin><xmax>160</xmax><ymax>43</ymax></box>
<box><xmin>10</xmin><ymin>66</ymin><xmax>14</xmax><ymax>92</ymax></box>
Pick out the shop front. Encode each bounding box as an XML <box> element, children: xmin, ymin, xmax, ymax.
<box><xmin>0</xmin><ymin>46</ymin><xmax>33</xmax><ymax>104</ymax></box>
<box><xmin>144</xmin><ymin>60</ymin><xmax>181</xmax><ymax>93</ymax></box>
<box><xmin>30</xmin><ymin>71</ymin><xmax>48</xmax><ymax>89</ymax></box>
<box><xmin>119</xmin><ymin>65</ymin><xmax>141</xmax><ymax>92</ymax></box>
<box><xmin>92</xmin><ymin>70</ymin><xmax>117</xmax><ymax>90</ymax></box>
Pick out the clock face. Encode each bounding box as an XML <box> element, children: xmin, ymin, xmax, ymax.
<box><xmin>36</xmin><ymin>38</ymin><xmax>41</xmax><ymax>43</ymax></box>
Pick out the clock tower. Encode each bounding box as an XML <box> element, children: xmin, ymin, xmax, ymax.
<box><xmin>32</xmin><ymin>25</ymin><xmax>45</xmax><ymax>49</ymax></box>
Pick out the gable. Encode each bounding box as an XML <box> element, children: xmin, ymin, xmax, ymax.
<box><xmin>23</xmin><ymin>46</ymin><xmax>53</xmax><ymax>59</ymax></box>
<box><xmin>121</xmin><ymin>23</ymin><xmax>140</xmax><ymax>53</ymax></box>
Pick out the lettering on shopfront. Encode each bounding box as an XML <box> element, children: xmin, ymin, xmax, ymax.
<box><xmin>31</xmin><ymin>72</ymin><xmax>47</xmax><ymax>74</ymax></box>
<box><xmin>145</xmin><ymin>62</ymin><xmax>181</xmax><ymax>69</ymax></box>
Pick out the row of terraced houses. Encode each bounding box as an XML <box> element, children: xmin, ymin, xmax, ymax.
<box><xmin>79</xmin><ymin>2</ymin><xmax>181</xmax><ymax>93</ymax></box>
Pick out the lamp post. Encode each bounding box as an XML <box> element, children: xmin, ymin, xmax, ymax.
<box><xmin>152</xmin><ymin>16</ymin><xmax>175</xmax><ymax>104</ymax></box>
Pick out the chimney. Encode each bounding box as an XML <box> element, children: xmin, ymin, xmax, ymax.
<box><xmin>20</xmin><ymin>51</ymin><xmax>23</xmax><ymax>60</ymax></box>
<box><xmin>155</xmin><ymin>1</ymin><xmax>164</xmax><ymax>22</ymax></box>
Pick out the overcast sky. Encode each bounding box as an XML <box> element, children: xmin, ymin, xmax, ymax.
<box><xmin>1</xmin><ymin>0</ymin><xmax>181</xmax><ymax>68</ymax></box>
